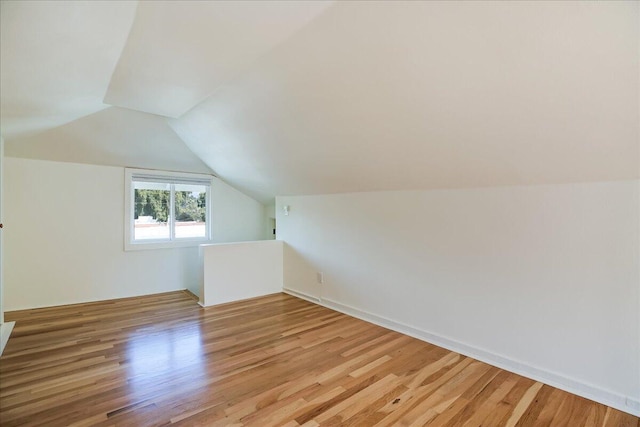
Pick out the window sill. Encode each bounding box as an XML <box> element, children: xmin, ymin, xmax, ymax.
<box><xmin>124</xmin><ymin>239</ymin><xmax>213</xmax><ymax>251</ymax></box>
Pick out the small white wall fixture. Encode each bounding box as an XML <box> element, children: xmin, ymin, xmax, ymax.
<box><xmin>200</xmin><ymin>240</ymin><xmax>283</xmax><ymax>307</ymax></box>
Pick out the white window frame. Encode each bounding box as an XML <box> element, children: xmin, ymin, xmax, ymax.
<box><xmin>124</xmin><ymin>168</ymin><xmax>213</xmax><ymax>251</ymax></box>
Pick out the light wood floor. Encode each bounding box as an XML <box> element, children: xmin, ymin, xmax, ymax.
<box><xmin>0</xmin><ymin>292</ymin><xmax>638</xmax><ymax>427</ymax></box>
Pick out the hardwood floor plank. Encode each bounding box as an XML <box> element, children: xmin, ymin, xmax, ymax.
<box><xmin>373</xmin><ymin>358</ymin><xmax>476</xmax><ymax>426</ymax></box>
<box><xmin>504</xmin><ymin>381</ymin><xmax>544</xmax><ymax>427</ymax></box>
<box><xmin>0</xmin><ymin>291</ymin><xmax>636</xmax><ymax>426</ymax></box>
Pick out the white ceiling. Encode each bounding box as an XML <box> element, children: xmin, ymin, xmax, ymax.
<box><xmin>104</xmin><ymin>1</ymin><xmax>333</xmax><ymax>117</ymax></box>
<box><xmin>5</xmin><ymin>107</ymin><xmax>213</xmax><ymax>174</ymax></box>
<box><xmin>2</xmin><ymin>1</ymin><xmax>638</xmax><ymax>203</ymax></box>
<box><xmin>170</xmin><ymin>1</ymin><xmax>639</xmax><ymax>202</ymax></box>
<box><xmin>0</xmin><ymin>1</ymin><xmax>136</xmax><ymax>140</ymax></box>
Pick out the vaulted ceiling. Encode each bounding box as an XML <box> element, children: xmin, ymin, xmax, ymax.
<box><xmin>1</xmin><ymin>1</ymin><xmax>638</xmax><ymax>203</ymax></box>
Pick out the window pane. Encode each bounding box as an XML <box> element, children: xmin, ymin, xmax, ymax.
<box><xmin>174</xmin><ymin>184</ymin><xmax>207</xmax><ymax>239</ymax></box>
<box><xmin>133</xmin><ymin>182</ymin><xmax>170</xmax><ymax>240</ymax></box>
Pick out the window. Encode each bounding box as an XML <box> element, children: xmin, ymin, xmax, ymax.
<box><xmin>125</xmin><ymin>169</ymin><xmax>212</xmax><ymax>250</ymax></box>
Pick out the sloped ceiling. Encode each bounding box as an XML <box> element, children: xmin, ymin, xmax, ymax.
<box><xmin>104</xmin><ymin>1</ymin><xmax>333</xmax><ymax>117</ymax></box>
<box><xmin>170</xmin><ymin>1</ymin><xmax>639</xmax><ymax>202</ymax></box>
<box><xmin>0</xmin><ymin>0</ymin><xmax>136</xmax><ymax>140</ymax></box>
<box><xmin>1</xmin><ymin>1</ymin><xmax>638</xmax><ymax>202</ymax></box>
<box><xmin>5</xmin><ymin>107</ymin><xmax>212</xmax><ymax>174</ymax></box>
<box><xmin>1</xmin><ymin>0</ymin><xmax>333</xmax><ymax>177</ymax></box>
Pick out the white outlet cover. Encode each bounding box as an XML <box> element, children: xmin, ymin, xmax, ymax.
<box><xmin>626</xmin><ymin>397</ymin><xmax>640</xmax><ymax>411</ymax></box>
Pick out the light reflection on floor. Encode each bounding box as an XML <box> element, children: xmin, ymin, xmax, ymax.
<box><xmin>125</xmin><ymin>324</ymin><xmax>204</xmax><ymax>397</ymax></box>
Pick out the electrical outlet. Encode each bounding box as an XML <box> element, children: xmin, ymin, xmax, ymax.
<box><xmin>316</xmin><ymin>272</ymin><xmax>324</xmax><ymax>284</ymax></box>
<box><xmin>626</xmin><ymin>397</ymin><xmax>640</xmax><ymax>411</ymax></box>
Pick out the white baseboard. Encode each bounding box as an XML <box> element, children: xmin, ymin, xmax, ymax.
<box><xmin>0</xmin><ymin>321</ymin><xmax>15</xmax><ymax>357</ymax></box>
<box><xmin>284</xmin><ymin>289</ymin><xmax>639</xmax><ymax>417</ymax></box>
<box><xmin>283</xmin><ymin>287</ymin><xmax>320</xmax><ymax>303</ymax></box>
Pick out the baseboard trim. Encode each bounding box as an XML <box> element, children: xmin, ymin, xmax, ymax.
<box><xmin>287</xmin><ymin>291</ymin><xmax>638</xmax><ymax>417</ymax></box>
<box><xmin>181</xmin><ymin>289</ymin><xmax>200</xmax><ymax>302</ymax></box>
<box><xmin>283</xmin><ymin>287</ymin><xmax>320</xmax><ymax>303</ymax></box>
<box><xmin>0</xmin><ymin>321</ymin><xmax>15</xmax><ymax>357</ymax></box>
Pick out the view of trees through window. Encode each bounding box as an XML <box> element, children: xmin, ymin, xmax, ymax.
<box><xmin>133</xmin><ymin>182</ymin><xmax>207</xmax><ymax>240</ymax></box>
<box><xmin>134</xmin><ymin>190</ymin><xmax>206</xmax><ymax>223</ymax></box>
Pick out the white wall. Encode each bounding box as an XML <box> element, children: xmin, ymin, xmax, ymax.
<box><xmin>0</xmin><ymin>136</ymin><xmax>4</xmax><ymax>322</ymax></box>
<box><xmin>264</xmin><ymin>201</ymin><xmax>276</xmax><ymax>240</ymax></box>
<box><xmin>4</xmin><ymin>157</ymin><xmax>266</xmax><ymax>310</ymax></box>
<box><xmin>277</xmin><ymin>180</ymin><xmax>640</xmax><ymax>415</ymax></box>
<box><xmin>211</xmin><ymin>177</ymin><xmax>266</xmax><ymax>244</ymax></box>
<box><xmin>201</xmin><ymin>240</ymin><xmax>283</xmax><ymax>306</ymax></box>
<box><xmin>0</xmin><ymin>136</ymin><xmax>15</xmax><ymax>356</ymax></box>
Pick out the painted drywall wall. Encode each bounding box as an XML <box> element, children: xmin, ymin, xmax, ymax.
<box><xmin>201</xmin><ymin>240</ymin><xmax>283</xmax><ymax>306</ymax></box>
<box><xmin>277</xmin><ymin>181</ymin><xmax>640</xmax><ymax>414</ymax></box>
<box><xmin>211</xmin><ymin>178</ymin><xmax>266</xmax><ymax>244</ymax></box>
<box><xmin>4</xmin><ymin>157</ymin><xmax>266</xmax><ymax>310</ymax></box>
<box><xmin>264</xmin><ymin>202</ymin><xmax>276</xmax><ymax>240</ymax></box>
<box><xmin>0</xmin><ymin>136</ymin><xmax>4</xmax><ymax>322</ymax></box>
<box><xmin>0</xmin><ymin>136</ymin><xmax>14</xmax><ymax>356</ymax></box>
